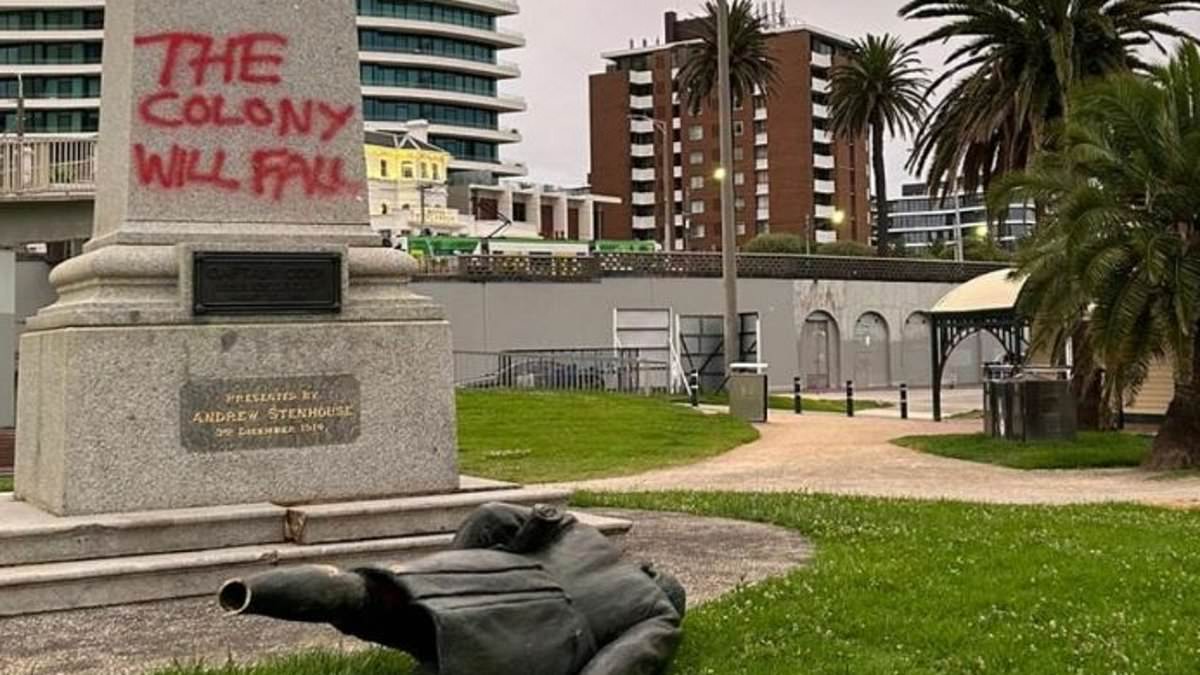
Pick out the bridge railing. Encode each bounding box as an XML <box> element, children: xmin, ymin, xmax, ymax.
<box><xmin>0</xmin><ymin>137</ymin><xmax>98</xmax><ymax>196</ymax></box>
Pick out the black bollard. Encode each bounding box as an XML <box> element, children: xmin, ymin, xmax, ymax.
<box><xmin>900</xmin><ymin>383</ymin><xmax>909</xmax><ymax>420</ymax></box>
<box><xmin>846</xmin><ymin>381</ymin><xmax>855</xmax><ymax>418</ymax></box>
<box><xmin>794</xmin><ymin>377</ymin><xmax>803</xmax><ymax>415</ymax></box>
<box><xmin>689</xmin><ymin>371</ymin><xmax>700</xmax><ymax>408</ymax></box>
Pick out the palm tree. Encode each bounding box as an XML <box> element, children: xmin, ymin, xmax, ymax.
<box><xmin>676</xmin><ymin>0</ymin><xmax>778</xmax><ymax>114</ymax></box>
<box><xmin>901</xmin><ymin>0</ymin><xmax>1200</xmax><ymax>197</ymax></box>
<box><xmin>989</xmin><ymin>43</ymin><xmax>1200</xmax><ymax>469</ymax></box>
<box><xmin>829</xmin><ymin>34</ymin><xmax>930</xmax><ymax>256</ymax></box>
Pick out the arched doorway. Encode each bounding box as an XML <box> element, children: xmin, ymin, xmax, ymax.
<box><xmin>800</xmin><ymin>311</ymin><xmax>840</xmax><ymax>391</ymax></box>
<box><xmin>853</xmin><ymin>312</ymin><xmax>891</xmax><ymax>388</ymax></box>
<box><xmin>902</xmin><ymin>312</ymin><xmax>931</xmax><ymax>387</ymax></box>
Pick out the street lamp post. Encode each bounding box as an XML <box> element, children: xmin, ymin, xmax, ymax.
<box><xmin>717</xmin><ymin>0</ymin><xmax>740</xmax><ymax>373</ymax></box>
<box><xmin>631</xmin><ymin>114</ymin><xmax>674</xmax><ymax>252</ymax></box>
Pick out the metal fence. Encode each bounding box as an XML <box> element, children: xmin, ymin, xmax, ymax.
<box><xmin>418</xmin><ymin>252</ymin><xmax>1009</xmax><ymax>284</ymax></box>
<box><xmin>453</xmin><ymin>349</ymin><xmax>669</xmax><ymax>394</ymax></box>
<box><xmin>0</xmin><ymin>137</ymin><xmax>97</xmax><ymax>196</ymax></box>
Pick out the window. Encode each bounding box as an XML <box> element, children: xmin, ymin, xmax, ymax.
<box><xmin>733</xmin><ymin>120</ymin><xmax>744</xmax><ymax>136</ymax></box>
<box><xmin>421</xmin><ymin>163</ymin><xmax>429</xmax><ymax>179</ymax></box>
<box><xmin>690</xmin><ymin>176</ymin><xmax>705</xmax><ymax>190</ymax></box>
<box><xmin>380</xmin><ymin>160</ymin><xmax>389</xmax><ymax>178</ymax></box>
<box><xmin>734</xmin><ymin>147</ymin><xmax>744</xmax><ymax>161</ymax></box>
<box><xmin>688</xmin><ymin>124</ymin><xmax>704</xmax><ymax>141</ymax></box>
<box><xmin>692</xmin><ymin>224</ymin><xmax>707</xmax><ymax>238</ymax></box>
<box><xmin>512</xmin><ymin>202</ymin><xmax>527</xmax><ymax>222</ymax></box>
<box><xmin>737</xmin><ymin>222</ymin><xmax>747</xmax><ymax>235</ymax></box>
<box><xmin>754</xmin><ymin>120</ymin><xmax>767</xmax><ymax>134</ymax></box>
<box><xmin>432</xmin><ymin>164</ymin><xmax>441</xmax><ymax>180</ymax></box>
<box><xmin>734</xmin><ymin>172</ymin><xmax>745</xmax><ymax>186</ymax></box>
<box><xmin>755</xmin><ymin>146</ymin><xmax>768</xmax><ymax>160</ymax></box>
<box><xmin>689</xmin><ymin>151</ymin><xmax>704</xmax><ymax>166</ymax></box>
<box><xmin>756</xmin><ymin>170</ymin><xmax>769</xmax><ymax>184</ymax></box>
<box><xmin>690</xmin><ymin>200</ymin><xmax>706</xmax><ymax>214</ymax></box>
<box><xmin>359</xmin><ymin>30</ymin><xmax>497</xmax><ymax>64</ymax></box>
<box><xmin>735</xmin><ymin>197</ymin><xmax>746</xmax><ymax>211</ymax></box>
<box><xmin>360</xmin><ymin>64</ymin><xmax>498</xmax><ymax>96</ymax></box>
<box><xmin>402</xmin><ymin>163</ymin><xmax>415</xmax><ymax>179</ymax></box>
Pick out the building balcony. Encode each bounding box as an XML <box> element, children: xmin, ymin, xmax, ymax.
<box><xmin>0</xmin><ymin>29</ymin><xmax>102</xmax><ymax>43</ymax></box>
<box><xmin>812</xmin><ymin>76</ymin><xmax>831</xmax><ymax>93</ymax></box>
<box><xmin>0</xmin><ymin>97</ymin><xmax>99</xmax><ymax>110</ymax></box>
<box><xmin>756</xmin><ymin>208</ymin><xmax>770</xmax><ymax>220</ymax></box>
<box><xmin>672</xmin><ymin>117</ymin><xmax>681</xmax><ymax>129</ymax></box>
<box><xmin>755</xmin><ymin>158</ymin><xmax>769</xmax><ymax>171</ymax></box>
<box><xmin>0</xmin><ymin>63</ymin><xmax>102</xmax><ymax>76</ymax></box>
<box><xmin>755</xmin><ymin>132</ymin><xmax>768</xmax><ymax>146</ymax></box>
<box><xmin>361</xmin><ymin>86</ymin><xmax>526</xmax><ymax>112</ymax></box>
<box><xmin>631</xmin><ymin>144</ymin><xmax>655</xmax><ymax>158</ymax></box>
<box><xmin>674</xmin><ymin>190</ymin><xmax>683</xmax><ymax>201</ymax></box>
<box><xmin>815</xmin><ymin>204</ymin><xmax>838</xmax><ymax>219</ymax></box>
<box><xmin>673</xmin><ymin>141</ymin><xmax>682</xmax><ymax>153</ymax></box>
<box><xmin>814</xmin><ymin>154</ymin><xmax>835</xmax><ymax>170</ymax></box>
<box><xmin>814</xmin><ymin>129</ymin><xmax>833</xmax><ymax>144</ymax></box>
<box><xmin>629</xmin><ymin>70</ymin><xmax>654</xmax><ymax>85</ymax></box>
<box><xmin>812</xmin><ymin>51</ymin><xmax>833</xmax><ymax>69</ymax></box>
<box><xmin>814</xmin><ymin>179</ymin><xmax>836</xmax><ymax>194</ymax></box>
<box><xmin>444</xmin><ymin>0</ymin><xmax>521</xmax><ymax>15</ymax></box>
<box><xmin>356</xmin><ymin>17</ymin><xmax>525</xmax><ymax>49</ymax></box>
<box><xmin>631</xmin><ymin>192</ymin><xmax>657</xmax><ymax>206</ymax></box>
<box><xmin>449</xmin><ymin>157</ymin><xmax>527</xmax><ymax>176</ymax></box>
<box><xmin>630</xmin><ymin>118</ymin><xmax>655</xmax><ymax>134</ymax></box>
<box><xmin>358</xmin><ymin>51</ymin><xmax>521</xmax><ymax>79</ymax></box>
<box><xmin>631</xmin><ymin>168</ymin><xmax>656</xmax><ymax>181</ymax></box>
<box><xmin>633</xmin><ymin>215</ymin><xmax>657</xmax><ymax>230</ymax></box>
<box><xmin>756</xmin><ymin>183</ymin><xmax>769</xmax><ymax>196</ymax></box>
<box><xmin>673</xmin><ymin>165</ymin><xmax>683</xmax><ymax>178</ymax></box>
<box><xmin>630</xmin><ymin>94</ymin><xmax>654</xmax><ymax>110</ymax></box>
<box><xmin>754</xmin><ymin>107</ymin><xmax>768</xmax><ymax>121</ymax></box>
<box><xmin>812</xmin><ymin>103</ymin><xmax>830</xmax><ymax>118</ymax></box>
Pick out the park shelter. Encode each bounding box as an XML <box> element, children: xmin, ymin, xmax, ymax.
<box><xmin>928</xmin><ymin>270</ymin><xmax>1029</xmax><ymax>421</ymax></box>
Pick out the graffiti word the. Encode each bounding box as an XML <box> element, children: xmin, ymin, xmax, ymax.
<box><xmin>134</xmin><ymin>32</ymin><xmax>288</xmax><ymax>88</ymax></box>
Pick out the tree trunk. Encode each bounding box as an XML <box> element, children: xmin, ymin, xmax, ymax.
<box><xmin>1146</xmin><ymin>329</ymin><xmax>1200</xmax><ymax>470</ymax></box>
<box><xmin>871</xmin><ymin>120</ymin><xmax>890</xmax><ymax>257</ymax></box>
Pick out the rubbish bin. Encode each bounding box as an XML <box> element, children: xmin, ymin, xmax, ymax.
<box><xmin>728</xmin><ymin>363</ymin><xmax>769</xmax><ymax>423</ymax></box>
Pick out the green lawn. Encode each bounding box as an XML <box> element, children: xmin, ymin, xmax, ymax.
<box><xmin>673</xmin><ymin>392</ymin><xmax>890</xmax><ymax>414</ymax></box>
<box><xmin>457</xmin><ymin>390</ymin><xmax>759</xmax><ymax>483</ymax></box>
<box><xmin>154</xmin><ymin>492</ymin><xmax>1200</xmax><ymax>675</ymax></box>
<box><xmin>0</xmin><ymin>476</ymin><xmax>10</xmax><ymax>492</ymax></box>
<box><xmin>894</xmin><ymin>432</ymin><xmax>1152</xmax><ymax>470</ymax></box>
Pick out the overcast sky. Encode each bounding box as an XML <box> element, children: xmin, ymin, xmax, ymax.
<box><xmin>500</xmin><ymin>0</ymin><xmax>1200</xmax><ymax>196</ymax></box>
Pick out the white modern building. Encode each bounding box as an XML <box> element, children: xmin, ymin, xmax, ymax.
<box><xmin>886</xmin><ymin>182</ymin><xmax>1036</xmax><ymax>251</ymax></box>
<box><xmin>0</xmin><ymin>0</ymin><xmax>527</xmax><ymax>176</ymax></box>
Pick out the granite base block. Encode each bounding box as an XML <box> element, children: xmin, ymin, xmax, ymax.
<box><xmin>15</xmin><ymin>320</ymin><xmax>458</xmax><ymax>516</ymax></box>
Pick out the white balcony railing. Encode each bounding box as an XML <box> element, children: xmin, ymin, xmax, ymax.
<box><xmin>756</xmin><ymin>208</ymin><xmax>771</xmax><ymax>220</ymax></box>
<box><xmin>754</xmin><ymin>107</ymin><xmax>768</xmax><ymax>121</ymax></box>
<box><xmin>0</xmin><ymin>136</ymin><xmax>97</xmax><ymax>196</ymax></box>
<box><xmin>812</xmin><ymin>52</ymin><xmax>833</xmax><ymax>69</ymax></box>
<box><xmin>631</xmin><ymin>144</ymin><xmax>655</xmax><ymax>158</ymax></box>
<box><xmin>815</xmin><ymin>204</ymin><xmax>837</xmax><ymax>218</ymax></box>
<box><xmin>812</xmin><ymin>77</ymin><xmax>831</xmax><ymax>93</ymax></box>
<box><xmin>755</xmin><ymin>158</ymin><xmax>769</xmax><ymax>171</ymax></box>
<box><xmin>756</xmin><ymin>183</ymin><xmax>770</xmax><ymax>196</ymax></box>
<box><xmin>630</xmin><ymin>118</ymin><xmax>655</xmax><ymax>134</ymax></box>
<box><xmin>755</xmin><ymin>132</ymin><xmax>768</xmax><ymax>145</ymax></box>
<box><xmin>630</xmin><ymin>95</ymin><xmax>654</xmax><ymax>110</ymax></box>
<box><xmin>812</xmin><ymin>103</ymin><xmax>830</xmax><ymax>119</ymax></box>
<box><xmin>632</xmin><ymin>215</ymin><xmax>657</xmax><ymax>230</ymax></box>
<box><xmin>629</xmin><ymin>70</ymin><xmax>653</xmax><ymax>86</ymax></box>
<box><xmin>632</xmin><ymin>168</ymin><xmax>656</xmax><ymax>181</ymax></box>
<box><xmin>631</xmin><ymin>192</ymin><xmax>657</xmax><ymax>206</ymax></box>
<box><xmin>814</xmin><ymin>179</ymin><xmax>836</xmax><ymax>193</ymax></box>
<box><xmin>814</xmin><ymin>154</ymin><xmax>836</xmax><ymax>170</ymax></box>
<box><xmin>814</xmin><ymin>129</ymin><xmax>833</xmax><ymax>144</ymax></box>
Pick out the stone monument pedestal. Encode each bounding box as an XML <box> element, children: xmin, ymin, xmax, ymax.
<box><xmin>0</xmin><ymin>0</ymin><xmax>633</xmax><ymax>617</ymax></box>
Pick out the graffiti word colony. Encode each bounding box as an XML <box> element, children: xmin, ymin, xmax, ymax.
<box><xmin>132</xmin><ymin>32</ymin><xmax>359</xmax><ymax>201</ymax></box>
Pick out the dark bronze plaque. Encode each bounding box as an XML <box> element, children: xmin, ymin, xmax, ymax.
<box><xmin>193</xmin><ymin>252</ymin><xmax>341</xmax><ymax>315</ymax></box>
<box><xmin>180</xmin><ymin>375</ymin><xmax>361</xmax><ymax>452</ymax></box>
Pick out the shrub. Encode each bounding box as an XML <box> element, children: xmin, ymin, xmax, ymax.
<box><xmin>744</xmin><ymin>233</ymin><xmax>807</xmax><ymax>254</ymax></box>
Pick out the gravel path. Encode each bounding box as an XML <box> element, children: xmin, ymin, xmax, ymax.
<box><xmin>561</xmin><ymin>412</ymin><xmax>1200</xmax><ymax>506</ymax></box>
<box><xmin>0</xmin><ymin>510</ymin><xmax>812</xmax><ymax>675</ymax></box>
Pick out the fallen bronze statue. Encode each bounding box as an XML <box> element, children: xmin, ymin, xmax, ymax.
<box><xmin>217</xmin><ymin>502</ymin><xmax>686</xmax><ymax>675</ymax></box>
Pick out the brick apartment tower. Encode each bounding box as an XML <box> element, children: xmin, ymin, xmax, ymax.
<box><xmin>589</xmin><ymin>11</ymin><xmax>871</xmax><ymax>249</ymax></box>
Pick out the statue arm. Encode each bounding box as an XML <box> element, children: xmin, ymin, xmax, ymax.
<box><xmin>577</xmin><ymin>614</ymin><xmax>682</xmax><ymax>675</ymax></box>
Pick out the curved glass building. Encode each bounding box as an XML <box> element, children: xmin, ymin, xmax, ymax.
<box><xmin>0</xmin><ymin>0</ymin><xmax>526</xmax><ymax>176</ymax></box>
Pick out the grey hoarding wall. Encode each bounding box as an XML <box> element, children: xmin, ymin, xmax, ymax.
<box><xmin>413</xmin><ymin>277</ymin><xmax>996</xmax><ymax>393</ymax></box>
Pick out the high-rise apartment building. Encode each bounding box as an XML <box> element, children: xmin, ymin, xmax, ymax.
<box><xmin>0</xmin><ymin>0</ymin><xmax>526</xmax><ymax>176</ymax></box>
<box><xmin>589</xmin><ymin>10</ymin><xmax>871</xmax><ymax>249</ymax></box>
<box><xmin>887</xmin><ymin>182</ymin><xmax>1036</xmax><ymax>252</ymax></box>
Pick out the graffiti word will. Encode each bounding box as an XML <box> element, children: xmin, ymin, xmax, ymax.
<box><xmin>133</xmin><ymin>144</ymin><xmax>354</xmax><ymax>199</ymax></box>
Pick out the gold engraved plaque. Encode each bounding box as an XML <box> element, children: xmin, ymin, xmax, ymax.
<box><xmin>180</xmin><ymin>375</ymin><xmax>361</xmax><ymax>452</ymax></box>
